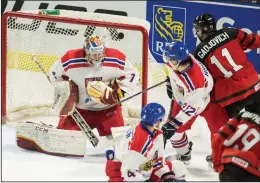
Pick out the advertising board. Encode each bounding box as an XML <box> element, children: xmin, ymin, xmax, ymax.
<box><xmin>146</xmin><ymin>1</ymin><xmax>260</xmax><ymax>72</ymax></box>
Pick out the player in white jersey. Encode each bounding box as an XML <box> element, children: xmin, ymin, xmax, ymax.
<box><xmin>105</xmin><ymin>103</ymin><xmax>187</xmax><ymax>182</ymax></box>
<box><xmin>49</xmin><ymin>35</ymin><xmax>139</xmax><ymax>139</ymax></box>
<box><xmin>161</xmin><ymin>41</ymin><xmax>229</xmax><ymax>164</ymax></box>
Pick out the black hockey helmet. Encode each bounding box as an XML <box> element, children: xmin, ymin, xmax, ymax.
<box><xmin>193</xmin><ymin>13</ymin><xmax>217</xmax><ymax>38</ymax></box>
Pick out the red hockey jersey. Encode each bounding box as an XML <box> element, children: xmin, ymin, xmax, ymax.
<box><xmin>212</xmin><ymin>111</ymin><xmax>260</xmax><ymax>177</ymax></box>
<box><xmin>194</xmin><ymin>28</ymin><xmax>260</xmax><ymax>107</ymax></box>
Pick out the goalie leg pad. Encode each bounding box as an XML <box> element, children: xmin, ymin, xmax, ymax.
<box><xmin>16</xmin><ymin>122</ymin><xmax>86</xmax><ymax>157</ymax></box>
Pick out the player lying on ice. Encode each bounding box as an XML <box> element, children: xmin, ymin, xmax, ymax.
<box><xmin>105</xmin><ymin>102</ymin><xmax>187</xmax><ymax>182</ymax></box>
<box><xmin>161</xmin><ymin>41</ymin><xmax>229</xmax><ymax>165</ymax></box>
<box><xmin>211</xmin><ymin>104</ymin><xmax>260</xmax><ymax>181</ymax></box>
<box><xmin>16</xmin><ymin>35</ymin><xmax>140</xmax><ymax>156</ymax></box>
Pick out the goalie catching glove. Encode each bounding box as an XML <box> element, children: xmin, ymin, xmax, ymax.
<box><xmin>52</xmin><ymin>80</ymin><xmax>79</xmax><ymax>116</ymax></box>
<box><xmin>87</xmin><ymin>80</ymin><xmax>124</xmax><ymax>105</ymax></box>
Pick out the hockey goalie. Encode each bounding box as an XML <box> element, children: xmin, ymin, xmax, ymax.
<box><xmin>16</xmin><ymin>35</ymin><xmax>141</xmax><ymax>157</ymax></box>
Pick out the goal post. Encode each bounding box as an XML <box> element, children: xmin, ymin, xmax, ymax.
<box><xmin>2</xmin><ymin>10</ymin><xmax>168</xmax><ymax>123</ymax></box>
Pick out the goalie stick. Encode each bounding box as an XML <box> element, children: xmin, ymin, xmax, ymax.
<box><xmin>32</xmin><ymin>55</ymin><xmax>99</xmax><ymax>147</ymax></box>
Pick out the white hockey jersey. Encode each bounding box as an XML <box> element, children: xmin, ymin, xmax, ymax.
<box><xmin>113</xmin><ymin>123</ymin><xmax>169</xmax><ymax>181</ymax></box>
<box><xmin>49</xmin><ymin>48</ymin><xmax>139</xmax><ymax>111</ymax></box>
<box><xmin>166</xmin><ymin>54</ymin><xmax>214</xmax><ymax>123</ymax></box>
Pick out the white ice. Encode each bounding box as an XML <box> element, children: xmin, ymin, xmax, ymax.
<box><xmin>1</xmin><ymin>116</ymin><xmax>219</xmax><ymax>181</ymax></box>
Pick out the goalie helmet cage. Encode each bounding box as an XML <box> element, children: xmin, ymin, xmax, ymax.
<box><xmin>2</xmin><ymin>10</ymin><xmax>169</xmax><ymax>123</ymax></box>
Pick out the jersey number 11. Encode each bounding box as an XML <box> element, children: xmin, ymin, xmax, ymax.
<box><xmin>210</xmin><ymin>48</ymin><xmax>243</xmax><ymax>78</ymax></box>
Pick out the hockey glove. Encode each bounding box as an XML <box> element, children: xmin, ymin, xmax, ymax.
<box><xmin>87</xmin><ymin>81</ymin><xmax>119</xmax><ymax>105</ymax></box>
<box><xmin>101</xmin><ymin>88</ymin><xmax>119</xmax><ymax>105</ymax></box>
<box><xmin>161</xmin><ymin>171</ymin><xmax>177</xmax><ymax>182</ymax></box>
<box><xmin>161</xmin><ymin>171</ymin><xmax>186</xmax><ymax>182</ymax></box>
<box><xmin>162</xmin><ymin>117</ymin><xmax>183</xmax><ymax>140</ymax></box>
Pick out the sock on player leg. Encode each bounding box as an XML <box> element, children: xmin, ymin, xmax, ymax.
<box><xmin>170</xmin><ymin>132</ymin><xmax>189</xmax><ymax>155</ymax></box>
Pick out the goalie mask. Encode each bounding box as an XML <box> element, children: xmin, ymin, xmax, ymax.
<box><xmin>84</xmin><ymin>35</ymin><xmax>105</xmax><ymax>67</ymax></box>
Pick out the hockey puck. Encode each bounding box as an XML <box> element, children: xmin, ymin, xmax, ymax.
<box><xmin>117</xmin><ymin>32</ymin><xmax>124</xmax><ymax>40</ymax></box>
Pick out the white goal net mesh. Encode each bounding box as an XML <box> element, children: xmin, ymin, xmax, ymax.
<box><xmin>3</xmin><ymin>10</ymin><xmax>170</xmax><ymax>122</ymax></box>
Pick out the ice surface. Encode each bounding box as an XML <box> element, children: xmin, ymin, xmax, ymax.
<box><xmin>1</xmin><ymin>116</ymin><xmax>219</xmax><ymax>181</ymax></box>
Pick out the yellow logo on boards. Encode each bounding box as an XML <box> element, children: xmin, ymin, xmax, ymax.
<box><xmin>152</xmin><ymin>5</ymin><xmax>186</xmax><ymax>56</ymax></box>
<box><xmin>154</xmin><ymin>7</ymin><xmax>184</xmax><ymax>42</ymax></box>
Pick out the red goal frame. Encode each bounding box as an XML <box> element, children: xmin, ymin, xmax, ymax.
<box><xmin>1</xmin><ymin>11</ymin><xmax>149</xmax><ymax>120</ymax></box>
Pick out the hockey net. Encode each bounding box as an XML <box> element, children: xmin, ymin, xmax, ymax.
<box><xmin>2</xmin><ymin>10</ymin><xmax>169</xmax><ymax>124</ymax></box>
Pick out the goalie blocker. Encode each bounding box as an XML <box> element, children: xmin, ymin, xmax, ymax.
<box><xmin>52</xmin><ymin>78</ymin><xmax>79</xmax><ymax>116</ymax></box>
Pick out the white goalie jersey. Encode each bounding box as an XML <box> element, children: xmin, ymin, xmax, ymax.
<box><xmin>49</xmin><ymin>47</ymin><xmax>140</xmax><ymax>111</ymax></box>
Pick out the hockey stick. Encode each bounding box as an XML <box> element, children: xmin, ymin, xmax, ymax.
<box><xmin>163</xmin><ymin>88</ymin><xmax>176</xmax><ymax>149</ymax></box>
<box><xmin>32</xmin><ymin>55</ymin><xmax>99</xmax><ymax>147</ymax></box>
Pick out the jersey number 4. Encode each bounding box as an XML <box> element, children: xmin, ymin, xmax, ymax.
<box><xmin>223</xmin><ymin>123</ymin><xmax>260</xmax><ymax>151</ymax></box>
<box><xmin>210</xmin><ymin>48</ymin><xmax>243</xmax><ymax>78</ymax></box>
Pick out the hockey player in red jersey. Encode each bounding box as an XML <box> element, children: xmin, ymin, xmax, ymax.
<box><xmin>193</xmin><ymin>13</ymin><xmax>260</xmax><ymax>118</ymax></box>
<box><xmin>212</xmin><ymin>105</ymin><xmax>260</xmax><ymax>181</ymax></box>
<box><xmin>105</xmin><ymin>103</ymin><xmax>187</xmax><ymax>182</ymax></box>
<box><xmin>161</xmin><ymin>41</ymin><xmax>229</xmax><ymax>164</ymax></box>
<box><xmin>193</xmin><ymin>12</ymin><xmax>260</xmax><ymax>165</ymax></box>
<box><xmin>49</xmin><ymin>35</ymin><xmax>139</xmax><ymax>140</ymax></box>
